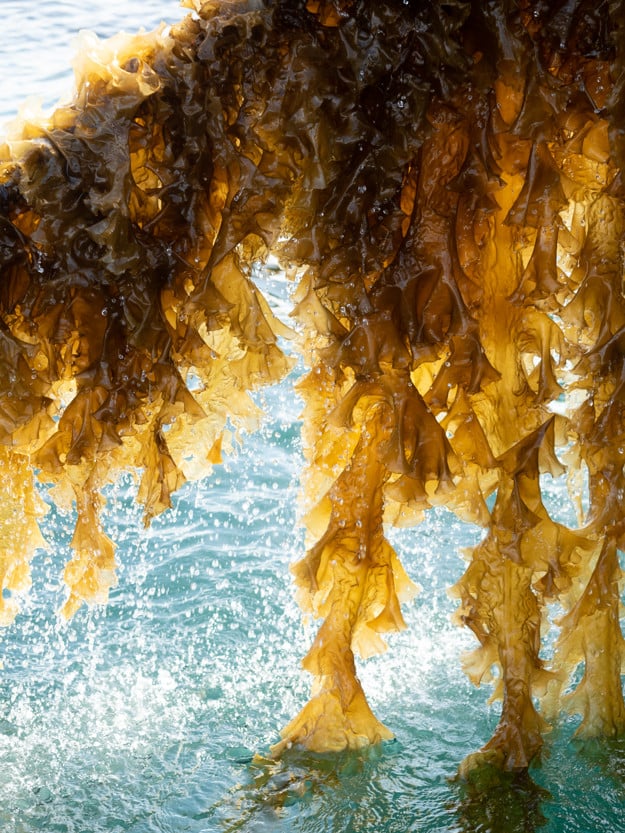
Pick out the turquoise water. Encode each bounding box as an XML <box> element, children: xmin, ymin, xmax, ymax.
<box><xmin>1</xmin><ymin>3</ymin><xmax>624</xmax><ymax>831</ymax></box>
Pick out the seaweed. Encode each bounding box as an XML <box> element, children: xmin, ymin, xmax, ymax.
<box><xmin>0</xmin><ymin>0</ymin><xmax>624</xmax><ymax>773</ymax></box>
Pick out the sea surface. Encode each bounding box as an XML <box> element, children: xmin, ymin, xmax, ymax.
<box><xmin>0</xmin><ymin>3</ymin><xmax>624</xmax><ymax>832</ymax></box>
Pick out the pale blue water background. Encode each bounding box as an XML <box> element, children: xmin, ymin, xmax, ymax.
<box><xmin>0</xmin><ymin>3</ymin><xmax>624</xmax><ymax>831</ymax></box>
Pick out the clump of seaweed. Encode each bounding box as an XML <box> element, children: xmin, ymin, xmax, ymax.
<box><xmin>0</xmin><ymin>0</ymin><xmax>624</xmax><ymax>773</ymax></box>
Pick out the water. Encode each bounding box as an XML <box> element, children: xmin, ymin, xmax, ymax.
<box><xmin>0</xmin><ymin>3</ymin><xmax>624</xmax><ymax>831</ymax></box>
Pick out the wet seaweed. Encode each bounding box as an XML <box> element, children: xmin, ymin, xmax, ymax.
<box><xmin>0</xmin><ymin>0</ymin><xmax>624</xmax><ymax>772</ymax></box>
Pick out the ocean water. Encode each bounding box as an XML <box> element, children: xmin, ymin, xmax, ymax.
<box><xmin>0</xmin><ymin>3</ymin><xmax>624</xmax><ymax>832</ymax></box>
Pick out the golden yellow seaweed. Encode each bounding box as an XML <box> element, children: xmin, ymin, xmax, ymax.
<box><xmin>0</xmin><ymin>0</ymin><xmax>624</xmax><ymax>774</ymax></box>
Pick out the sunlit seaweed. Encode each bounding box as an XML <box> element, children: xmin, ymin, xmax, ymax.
<box><xmin>0</xmin><ymin>0</ymin><xmax>624</xmax><ymax>773</ymax></box>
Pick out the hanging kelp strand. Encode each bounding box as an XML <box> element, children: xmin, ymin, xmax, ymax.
<box><xmin>0</xmin><ymin>0</ymin><xmax>624</xmax><ymax>774</ymax></box>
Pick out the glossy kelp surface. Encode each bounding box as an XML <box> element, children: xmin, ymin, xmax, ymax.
<box><xmin>0</xmin><ymin>0</ymin><xmax>624</xmax><ymax>772</ymax></box>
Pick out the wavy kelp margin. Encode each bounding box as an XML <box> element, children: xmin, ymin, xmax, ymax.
<box><xmin>0</xmin><ymin>0</ymin><xmax>624</xmax><ymax>773</ymax></box>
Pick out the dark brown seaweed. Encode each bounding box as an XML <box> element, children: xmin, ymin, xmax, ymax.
<box><xmin>0</xmin><ymin>0</ymin><xmax>624</xmax><ymax>772</ymax></box>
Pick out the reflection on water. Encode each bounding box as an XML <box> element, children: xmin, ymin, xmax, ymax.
<box><xmin>576</xmin><ymin>736</ymin><xmax>625</xmax><ymax>785</ymax></box>
<box><xmin>450</xmin><ymin>767</ymin><xmax>550</xmax><ymax>833</ymax></box>
<box><xmin>214</xmin><ymin>748</ymin><xmax>555</xmax><ymax>833</ymax></box>
<box><xmin>0</xmin><ymin>3</ymin><xmax>623</xmax><ymax>833</ymax></box>
<box><xmin>217</xmin><ymin>746</ymin><xmax>456</xmax><ymax>833</ymax></box>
